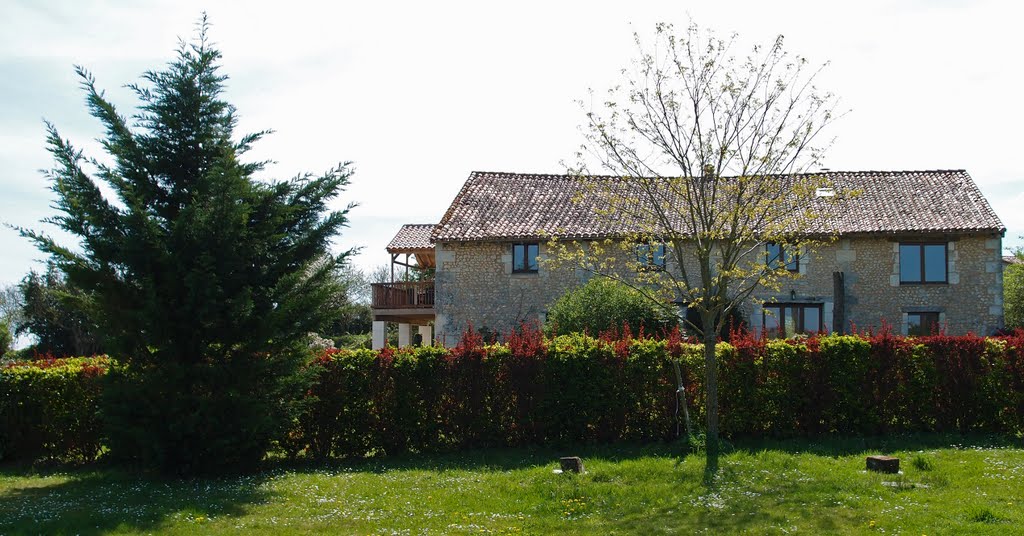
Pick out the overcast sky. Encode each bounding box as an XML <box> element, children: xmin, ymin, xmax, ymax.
<box><xmin>2</xmin><ymin>0</ymin><xmax>1022</xmax><ymax>288</ymax></box>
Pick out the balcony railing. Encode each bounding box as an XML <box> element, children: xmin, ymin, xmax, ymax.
<box><xmin>371</xmin><ymin>281</ymin><xmax>435</xmax><ymax>309</ymax></box>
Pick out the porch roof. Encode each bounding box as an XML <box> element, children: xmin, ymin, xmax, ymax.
<box><xmin>386</xmin><ymin>224</ymin><xmax>435</xmax><ymax>253</ymax></box>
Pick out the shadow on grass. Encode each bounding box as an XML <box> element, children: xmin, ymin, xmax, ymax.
<box><xmin>0</xmin><ymin>461</ymin><xmax>274</xmax><ymax>535</ymax></box>
<box><xmin>2</xmin><ymin>433</ymin><xmax>1017</xmax><ymax>534</ymax></box>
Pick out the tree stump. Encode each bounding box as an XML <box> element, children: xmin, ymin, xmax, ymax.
<box><xmin>560</xmin><ymin>456</ymin><xmax>585</xmax><ymax>473</ymax></box>
<box><xmin>866</xmin><ymin>455</ymin><xmax>899</xmax><ymax>473</ymax></box>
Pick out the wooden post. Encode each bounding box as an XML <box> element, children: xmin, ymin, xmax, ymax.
<box><xmin>833</xmin><ymin>271</ymin><xmax>845</xmax><ymax>334</ymax></box>
<box><xmin>866</xmin><ymin>455</ymin><xmax>899</xmax><ymax>473</ymax></box>
<box><xmin>559</xmin><ymin>457</ymin><xmax>584</xmax><ymax>473</ymax></box>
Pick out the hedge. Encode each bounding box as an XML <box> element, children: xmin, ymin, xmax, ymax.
<box><xmin>3</xmin><ymin>330</ymin><xmax>1023</xmax><ymax>462</ymax></box>
<box><xmin>287</xmin><ymin>328</ymin><xmax>1024</xmax><ymax>459</ymax></box>
<box><xmin>0</xmin><ymin>355</ymin><xmax>109</xmax><ymax>462</ymax></box>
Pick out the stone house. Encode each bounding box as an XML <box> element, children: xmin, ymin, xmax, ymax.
<box><xmin>371</xmin><ymin>170</ymin><xmax>1006</xmax><ymax>348</ymax></box>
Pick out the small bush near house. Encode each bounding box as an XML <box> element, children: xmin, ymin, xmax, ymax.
<box><xmin>0</xmin><ymin>356</ymin><xmax>109</xmax><ymax>462</ymax></box>
<box><xmin>1006</xmin><ymin>256</ymin><xmax>1024</xmax><ymax>328</ymax></box>
<box><xmin>545</xmin><ymin>277</ymin><xmax>678</xmax><ymax>336</ymax></box>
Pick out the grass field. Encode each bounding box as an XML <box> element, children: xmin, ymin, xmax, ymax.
<box><xmin>2</xmin><ymin>435</ymin><xmax>1022</xmax><ymax>535</ymax></box>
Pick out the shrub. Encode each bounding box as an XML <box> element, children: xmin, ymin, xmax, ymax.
<box><xmin>7</xmin><ymin>330</ymin><xmax>1024</xmax><ymax>463</ymax></box>
<box><xmin>1006</xmin><ymin>259</ymin><xmax>1024</xmax><ymax>328</ymax></box>
<box><xmin>0</xmin><ymin>319</ymin><xmax>11</xmax><ymax>357</ymax></box>
<box><xmin>545</xmin><ymin>277</ymin><xmax>677</xmax><ymax>336</ymax></box>
<box><xmin>0</xmin><ymin>356</ymin><xmax>109</xmax><ymax>462</ymax></box>
<box><xmin>280</xmin><ymin>328</ymin><xmax>1024</xmax><ymax>459</ymax></box>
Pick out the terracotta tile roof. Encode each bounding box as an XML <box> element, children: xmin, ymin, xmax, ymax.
<box><xmin>431</xmin><ymin>170</ymin><xmax>1005</xmax><ymax>242</ymax></box>
<box><xmin>1005</xmin><ymin>255</ymin><xmax>1023</xmax><ymax>265</ymax></box>
<box><xmin>386</xmin><ymin>224</ymin><xmax>435</xmax><ymax>253</ymax></box>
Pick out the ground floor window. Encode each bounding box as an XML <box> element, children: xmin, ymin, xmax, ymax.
<box><xmin>907</xmin><ymin>311</ymin><xmax>941</xmax><ymax>336</ymax></box>
<box><xmin>763</xmin><ymin>303</ymin><xmax>823</xmax><ymax>337</ymax></box>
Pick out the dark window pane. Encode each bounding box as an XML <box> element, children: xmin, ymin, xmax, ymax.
<box><xmin>637</xmin><ymin>244</ymin><xmax>649</xmax><ymax>265</ymax></box>
<box><xmin>513</xmin><ymin>243</ymin><xmax>538</xmax><ymax>273</ymax></box>
<box><xmin>764</xmin><ymin>306</ymin><xmax>781</xmax><ymax>335</ymax></box>
<box><xmin>907</xmin><ymin>312</ymin><xmax>940</xmax><ymax>336</ymax></box>
<box><xmin>767</xmin><ymin>243</ymin><xmax>782</xmax><ymax>268</ymax></box>
<box><xmin>513</xmin><ymin>244</ymin><xmax>525</xmax><ymax>271</ymax></box>
<box><xmin>767</xmin><ymin>243</ymin><xmax>798</xmax><ymax>271</ymax></box>
<box><xmin>907</xmin><ymin>313</ymin><xmax>923</xmax><ymax>336</ymax></box>
<box><xmin>803</xmin><ymin>306</ymin><xmax>821</xmax><ymax>333</ymax></box>
<box><xmin>900</xmin><ymin>244</ymin><xmax>921</xmax><ymax>282</ymax></box>
<box><xmin>785</xmin><ymin>248</ymin><xmax>799</xmax><ymax>271</ymax></box>
<box><xmin>784</xmin><ymin>306</ymin><xmax>797</xmax><ymax>337</ymax></box>
<box><xmin>922</xmin><ymin>312</ymin><xmax>940</xmax><ymax>334</ymax></box>
<box><xmin>654</xmin><ymin>244</ymin><xmax>666</xmax><ymax>266</ymax></box>
<box><xmin>923</xmin><ymin>244</ymin><xmax>946</xmax><ymax>282</ymax></box>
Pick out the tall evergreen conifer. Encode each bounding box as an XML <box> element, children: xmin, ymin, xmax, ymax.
<box><xmin>21</xmin><ymin>16</ymin><xmax>355</xmax><ymax>473</ymax></box>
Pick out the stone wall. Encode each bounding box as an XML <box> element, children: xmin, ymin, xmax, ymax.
<box><xmin>433</xmin><ymin>241</ymin><xmax>581</xmax><ymax>346</ymax></box>
<box><xmin>434</xmin><ymin>234</ymin><xmax>1005</xmax><ymax>345</ymax></box>
<box><xmin>748</xmin><ymin>235</ymin><xmax>1004</xmax><ymax>336</ymax></box>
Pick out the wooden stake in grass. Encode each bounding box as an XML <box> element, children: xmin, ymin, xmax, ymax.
<box><xmin>560</xmin><ymin>457</ymin><xmax>585</xmax><ymax>474</ymax></box>
<box><xmin>866</xmin><ymin>456</ymin><xmax>900</xmax><ymax>473</ymax></box>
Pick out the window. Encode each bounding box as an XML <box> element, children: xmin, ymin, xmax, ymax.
<box><xmin>763</xmin><ymin>303</ymin><xmax>822</xmax><ymax>337</ymax></box>
<box><xmin>766</xmin><ymin>243</ymin><xmax>799</xmax><ymax>272</ymax></box>
<box><xmin>636</xmin><ymin>243</ymin><xmax>667</xmax><ymax>270</ymax></box>
<box><xmin>512</xmin><ymin>243</ymin><xmax>539</xmax><ymax>273</ymax></box>
<box><xmin>907</xmin><ymin>312</ymin><xmax>940</xmax><ymax>336</ymax></box>
<box><xmin>899</xmin><ymin>243</ymin><xmax>947</xmax><ymax>284</ymax></box>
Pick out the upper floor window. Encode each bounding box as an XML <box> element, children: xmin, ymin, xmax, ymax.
<box><xmin>766</xmin><ymin>243</ymin><xmax>799</xmax><ymax>272</ymax></box>
<box><xmin>907</xmin><ymin>311</ymin><xmax>941</xmax><ymax>336</ymax></box>
<box><xmin>636</xmin><ymin>243</ymin><xmax>667</xmax><ymax>270</ymax></box>
<box><xmin>512</xmin><ymin>243</ymin><xmax>539</xmax><ymax>273</ymax></box>
<box><xmin>899</xmin><ymin>243</ymin><xmax>946</xmax><ymax>284</ymax></box>
<box><xmin>763</xmin><ymin>303</ymin><xmax>822</xmax><ymax>337</ymax></box>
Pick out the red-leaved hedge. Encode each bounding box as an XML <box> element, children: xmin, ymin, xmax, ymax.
<box><xmin>287</xmin><ymin>328</ymin><xmax>1024</xmax><ymax>458</ymax></box>
<box><xmin>4</xmin><ymin>329</ymin><xmax>1023</xmax><ymax>462</ymax></box>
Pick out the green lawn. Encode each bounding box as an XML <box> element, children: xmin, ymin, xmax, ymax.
<box><xmin>2</xmin><ymin>435</ymin><xmax>1023</xmax><ymax>535</ymax></box>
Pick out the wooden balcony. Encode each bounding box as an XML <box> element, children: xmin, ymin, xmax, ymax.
<box><xmin>371</xmin><ymin>281</ymin><xmax>435</xmax><ymax>310</ymax></box>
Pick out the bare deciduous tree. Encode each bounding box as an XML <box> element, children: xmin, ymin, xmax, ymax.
<box><xmin>561</xmin><ymin>22</ymin><xmax>842</xmax><ymax>469</ymax></box>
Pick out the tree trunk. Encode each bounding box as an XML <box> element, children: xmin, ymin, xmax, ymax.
<box><xmin>702</xmin><ymin>313</ymin><xmax>720</xmax><ymax>470</ymax></box>
<box><xmin>672</xmin><ymin>359</ymin><xmax>693</xmax><ymax>438</ymax></box>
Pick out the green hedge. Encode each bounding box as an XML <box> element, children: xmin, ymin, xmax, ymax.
<box><xmin>286</xmin><ymin>329</ymin><xmax>1024</xmax><ymax>459</ymax></box>
<box><xmin>0</xmin><ymin>356</ymin><xmax>109</xmax><ymax>462</ymax></box>
<box><xmin>4</xmin><ymin>329</ymin><xmax>1024</xmax><ymax>463</ymax></box>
